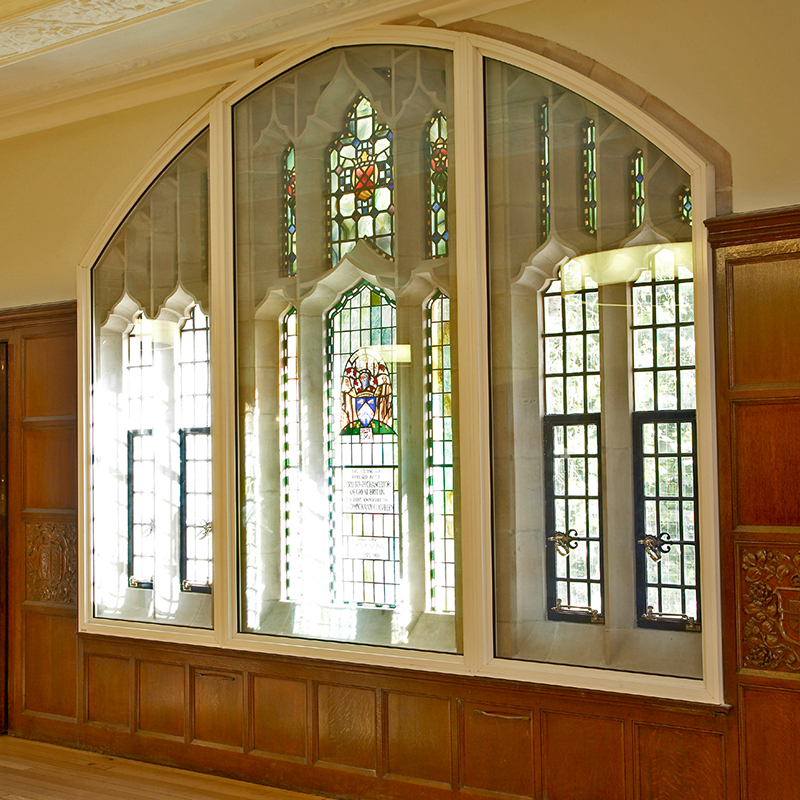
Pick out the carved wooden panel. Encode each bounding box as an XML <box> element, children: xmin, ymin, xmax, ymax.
<box><xmin>385</xmin><ymin>690</ymin><xmax>451</xmax><ymax>786</ymax></box>
<box><xmin>192</xmin><ymin>669</ymin><xmax>243</xmax><ymax>749</ymax></box>
<box><xmin>86</xmin><ymin>654</ymin><xmax>131</xmax><ymax>728</ymax></box>
<box><xmin>738</xmin><ymin>545</ymin><xmax>800</xmax><ymax>672</ymax></box>
<box><xmin>25</xmin><ymin>521</ymin><xmax>76</xmax><ymax>604</ymax></box>
<box><xmin>461</xmin><ymin>702</ymin><xmax>534</xmax><ymax>798</ymax></box>
<box><xmin>23</xmin><ymin>612</ymin><xmax>77</xmax><ymax>719</ymax></box>
<box><xmin>729</xmin><ymin>255</ymin><xmax>800</xmax><ymax>388</ymax></box>
<box><xmin>315</xmin><ymin>683</ymin><xmax>377</xmax><ymax>773</ymax></box>
<box><xmin>542</xmin><ymin>711</ymin><xmax>624</xmax><ymax>800</ymax></box>
<box><xmin>733</xmin><ymin>402</ymin><xmax>800</xmax><ymax>527</ymax></box>
<box><xmin>740</xmin><ymin>685</ymin><xmax>800</xmax><ymax>800</ymax></box>
<box><xmin>22</xmin><ymin>427</ymin><xmax>77</xmax><ymax>511</ymax></box>
<box><xmin>138</xmin><ymin>661</ymin><xmax>184</xmax><ymax>738</ymax></box>
<box><xmin>251</xmin><ymin>675</ymin><xmax>307</xmax><ymax>761</ymax></box>
<box><xmin>22</xmin><ymin>332</ymin><xmax>77</xmax><ymax>419</ymax></box>
<box><xmin>635</xmin><ymin>723</ymin><xmax>725</xmax><ymax>799</ymax></box>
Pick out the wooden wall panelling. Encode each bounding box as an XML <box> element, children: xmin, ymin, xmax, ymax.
<box><xmin>137</xmin><ymin>659</ymin><xmax>186</xmax><ymax>739</ymax></box>
<box><xmin>1</xmin><ymin>304</ymin><xmax>79</xmax><ymax>743</ymax></box>
<box><xmin>540</xmin><ymin>711</ymin><xmax>625</xmax><ymax>800</ymax></box>
<box><xmin>634</xmin><ymin>723</ymin><xmax>726</xmax><ymax>800</ymax></box>
<box><xmin>314</xmin><ymin>682</ymin><xmax>378</xmax><ymax>774</ymax></box>
<box><xmin>191</xmin><ymin>667</ymin><xmax>244</xmax><ymax>750</ymax></box>
<box><xmin>383</xmin><ymin>690</ymin><xmax>452</xmax><ymax>788</ymax></box>
<box><xmin>250</xmin><ymin>674</ymin><xmax>307</xmax><ymax>761</ymax></box>
<box><xmin>707</xmin><ymin>209</ymin><xmax>800</xmax><ymax>800</ymax></box>
<box><xmin>85</xmin><ymin>653</ymin><xmax>131</xmax><ymax>729</ymax></box>
<box><xmin>460</xmin><ymin>701</ymin><xmax>534</xmax><ymax>798</ymax></box>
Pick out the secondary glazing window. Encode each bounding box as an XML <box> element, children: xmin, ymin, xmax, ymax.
<box><xmin>234</xmin><ymin>45</ymin><xmax>459</xmax><ymax>652</ymax></box>
<box><xmin>85</xmin><ymin>36</ymin><xmax>714</xmax><ymax>695</ymax></box>
<box><xmin>92</xmin><ymin>132</ymin><xmax>212</xmax><ymax>627</ymax></box>
<box><xmin>486</xmin><ymin>58</ymin><xmax>700</xmax><ymax>677</ymax></box>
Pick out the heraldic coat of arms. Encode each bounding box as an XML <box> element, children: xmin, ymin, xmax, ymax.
<box><xmin>340</xmin><ymin>348</ymin><xmax>395</xmax><ymax>440</ymax></box>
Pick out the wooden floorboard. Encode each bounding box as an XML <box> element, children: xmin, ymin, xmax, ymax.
<box><xmin>0</xmin><ymin>737</ymin><xmax>328</xmax><ymax>800</ymax></box>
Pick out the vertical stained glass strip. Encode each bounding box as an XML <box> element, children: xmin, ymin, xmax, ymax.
<box><xmin>582</xmin><ymin>119</ymin><xmax>597</xmax><ymax>236</ymax></box>
<box><xmin>179</xmin><ymin>305</ymin><xmax>212</xmax><ymax>591</ymax></box>
<box><xmin>539</xmin><ymin>100</ymin><xmax>551</xmax><ymax>242</ymax></box>
<box><xmin>127</xmin><ymin>313</ymin><xmax>155</xmax><ymax>588</ymax></box>
<box><xmin>426</xmin><ymin>294</ymin><xmax>454</xmax><ymax>613</ymax></box>
<box><xmin>679</xmin><ymin>184</ymin><xmax>692</xmax><ymax>225</ymax></box>
<box><xmin>427</xmin><ymin>112</ymin><xmax>449</xmax><ymax>258</ymax></box>
<box><xmin>631</xmin><ymin>148</ymin><xmax>645</xmax><ymax>229</ymax></box>
<box><xmin>327</xmin><ymin>282</ymin><xmax>399</xmax><ymax>607</ymax></box>
<box><xmin>632</xmin><ymin>253</ymin><xmax>699</xmax><ymax>629</ymax></box>
<box><xmin>543</xmin><ymin>264</ymin><xmax>603</xmax><ymax>621</ymax></box>
<box><xmin>283</xmin><ymin>144</ymin><xmax>297</xmax><ymax>275</ymax></box>
<box><xmin>328</xmin><ymin>96</ymin><xmax>394</xmax><ymax>266</ymax></box>
<box><xmin>281</xmin><ymin>308</ymin><xmax>300</xmax><ymax>601</ymax></box>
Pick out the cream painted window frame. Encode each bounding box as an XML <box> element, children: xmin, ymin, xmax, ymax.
<box><xmin>77</xmin><ymin>27</ymin><xmax>722</xmax><ymax>705</ymax></box>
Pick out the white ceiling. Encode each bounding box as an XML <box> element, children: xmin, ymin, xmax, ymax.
<box><xmin>0</xmin><ymin>0</ymin><xmax>527</xmax><ymax>138</ymax></box>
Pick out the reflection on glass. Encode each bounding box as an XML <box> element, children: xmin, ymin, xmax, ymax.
<box><xmin>235</xmin><ymin>46</ymin><xmax>459</xmax><ymax>652</ymax></box>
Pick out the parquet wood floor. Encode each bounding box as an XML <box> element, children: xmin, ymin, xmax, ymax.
<box><xmin>0</xmin><ymin>736</ymin><xmax>328</xmax><ymax>800</ymax></box>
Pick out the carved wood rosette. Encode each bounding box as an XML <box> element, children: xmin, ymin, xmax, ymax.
<box><xmin>740</xmin><ymin>547</ymin><xmax>800</xmax><ymax>672</ymax></box>
<box><xmin>26</xmin><ymin>521</ymin><xmax>77</xmax><ymax>605</ymax></box>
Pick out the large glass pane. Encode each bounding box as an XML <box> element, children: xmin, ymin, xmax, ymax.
<box><xmin>92</xmin><ymin>132</ymin><xmax>211</xmax><ymax>627</ymax></box>
<box><xmin>235</xmin><ymin>46</ymin><xmax>459</xmax><ymax>652</ymax></box>
<box><xmin>486</xmin><ymin>58</ymin><xmax>700</xmax><ymax>677</ymax></box>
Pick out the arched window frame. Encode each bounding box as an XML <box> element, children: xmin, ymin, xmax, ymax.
<box><xmin>77</xmin><ymin>28</ymin><xmax>721</xmax><ymax>705</ymax></box>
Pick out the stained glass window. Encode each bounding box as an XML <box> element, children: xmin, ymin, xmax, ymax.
<box><xmin>328</xmin><ymin>96</ymin><xmax>394</xmax><ymax>266</ymax></box>
<box><xmin>283</xmin><ymin>145</ymin><xmax>297</xmax><ymax>275</ymax></box>
<box><xmin>582</xmin><ymin>119</ymin><xmax>597</xmax><ymax>236</ymax></box>
<box><xmin>281</xmin><ymin>308</ymin><xmax>301</xmax><ymax>601</ymax></box>
<box><xmin>539</xmin><ymin>100</ymin><xmax>551</xmax><ymax>242</ymax></box>
<box><xmin>426</xmin><ymin>293</ymin><xmax>454</xmax><ymax>613</ymax></box>
<box><xmin>427</xmin><ymin>112</ymin><xmax>449</xmax><ymax>258</ymax></box>
<box><xmin>327</xmin><ymin>282</ymin><xmax>399</xmax><ymax>607</ymax></box>
<box><xmin>679</xmin><ymin>185</ymin><xmax>692</xmax><ymax>224</ymax></box>
<box><xmin>631</xmin><ymin>148</ymin><xmax>645</xmax><ymax>229</ymax></box>
<box><xmin>178</xmin><ymin>305</ymin><xmax>212</xmax><ymax>592</ymax></box>
<box><xmin>632</xmin><ymin>250</ymin><xmax>698</xmax><ymax>630</ymax></box>
<box><xmin>542</xmin><ymin>264</ymin><xmax>603</xmax><ymax>621</ymax></box>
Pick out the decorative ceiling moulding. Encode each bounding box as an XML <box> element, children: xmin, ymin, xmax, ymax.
<box><xmin>0</xmin><ymin>0</ymin><xmax>209</xmax><ymax>64</ymax></box>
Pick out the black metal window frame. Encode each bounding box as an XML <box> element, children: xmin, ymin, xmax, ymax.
<box><xmin>632</xmin><ymin>408</ymin><xmax>700</xmax><ymax>632</ymax></box>
<box><xmin>544</xmin><ymin>413</ymin><xmax>604</xmax><ymax>624</ymax></box>
<box><xmin>179</xmin><ymin>426</ymin><xmax>213</xmax><ymax>594</ymax></box>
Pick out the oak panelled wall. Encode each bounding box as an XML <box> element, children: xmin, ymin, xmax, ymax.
<box><xmin>10</xmin><ymin>202</ymin><xmax>800</xmax><ymax>800</ymax></box>
<box><xmin>708</xmin><ymin>206</ymin><xmax>800</xmax><ymax>800</ymax></box>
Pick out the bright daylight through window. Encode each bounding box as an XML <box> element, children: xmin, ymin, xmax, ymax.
<box><xmin>88</xmin><ymin>39</ymin><xmax>710</xmax><ymax>687</ymax></box>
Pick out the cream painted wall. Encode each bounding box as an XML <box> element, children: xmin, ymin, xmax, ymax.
<box><xmin>481</xmin><ymin>0</ymin><xmax>800</xmax><ymax>214</ymax></box>
<box><xmin>0</xmin><ymin>85</ymin><xmax>221</xmax><ymax>310</ymax></box>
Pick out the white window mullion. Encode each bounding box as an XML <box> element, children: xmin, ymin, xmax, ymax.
<box><xmin>452</xmin><ymin>35</ymin><xmax>492</xmax><ymax>675</ymax></box>
<box><xmin>210</xmin><ymin>96</ymin><xmax>236</xmax><ymax>647</ymax></box>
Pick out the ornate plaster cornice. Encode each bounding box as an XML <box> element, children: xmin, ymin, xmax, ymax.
<box><xmin>0</xmin><ymin>0</ymin><xmax>202</xmax><ymax>62</ymax></box>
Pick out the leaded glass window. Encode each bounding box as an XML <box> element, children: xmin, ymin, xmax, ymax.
<box><xmin>280</xmin><ymin>307</ymin><xmax>300</xmax><ymax>601</ymax></box>
<box><xmin>631</xmin><ymin>148</ymin><xmax>645</xmax><ymax>229</ymax></box>
<box><xmin>426</xmin><ymin>293</ymin><xmax>454</xmax><ymax>613</ymax></box>
<box><xmin>283</xmin><ymin>145</ymin><xmax>297</xmax><ymax>275</ymax></box>
<box><xmin>327</xmin><ymin>282</ymin><xmax>399</xmax><ymax>607</ymax></box>
<box><xmin>542</xmin><ymin>266</ymin><xmax>603</xmax><ymax>622</ymax></box>
<box><xmin>632</xmin><ymin>251</ymin><xmax>699</xmax><ymax>630</ymax></box>
<box><xmin>539</xmin><ymin>99</ymin><xmax>551</xmax><ymax>242</ymax></box>
<box><xmin>679</xmin><ymin>185</ymin><xmax>692</xmax><ymax>224</ymax></box>
<box><xmin>582</xmin><ymin>118</ymin><xmax>597</xmax><ymax>236</ymax></box>
<box><xmin>328</xmin><ymin>96</ymin><xmax>394</xmax><ymax>265</ymax></box>
<box><xmin>427</xmin><ymin>112</ymin><xmax>449</xmax><ymax>258</ymax></box>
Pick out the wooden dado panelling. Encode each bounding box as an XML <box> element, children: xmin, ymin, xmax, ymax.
<box><xmin>75</xmin><ymin>634</ymin><xmax>734</xmax><ymax>800</ymax></box>
<box><xmin>0</xmin><ymin>303</ymin><xmax>79</xmax><ymax>741</ymax></box>
<box><xmin>708</xmin><ymin>208</ymin><xmax>800</xmax><ymax>800</ymax></box>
